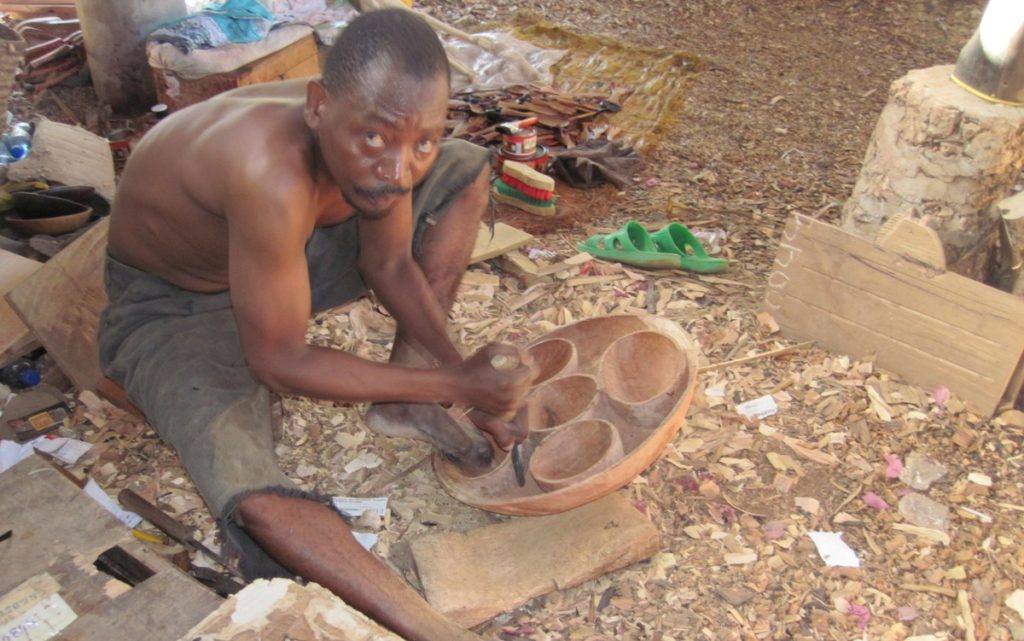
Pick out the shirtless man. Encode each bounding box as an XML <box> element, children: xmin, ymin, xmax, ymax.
<box><xmin>99</xmin><ymin>9</ymin><xmax>534</xmax><ymax>640</ymax></box>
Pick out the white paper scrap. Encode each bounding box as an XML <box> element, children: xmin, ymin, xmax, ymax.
<box><xmin>352</xmin><ymin>531</ymin><xmax>379</xmax><ymax>551</ymax></box>
<box><xmin>736</xmin><ymin>394</ymin><xmax>779</xmax><ymax>419</ymax></box>
<box><xmin>808</xmin><ymin>531</ymin><xmax>861</xmax><ymax>568</ymax></box>
<box><xmin>332</xmin><ymin>496</ymin><xmax>388</xmax><ymax>519</ymax></box>
<box><xmin>0</xmin><ymin>592</ymin><xmax>77</xmax><ymax>641</ymax></box>
<box><xmin>33</xmin><ymin>437</ymin><xmax>92</xmax><ymax>465</ymax></box>
<box><xmin>0</xmin><ymin>440</ymin><xmax>35</xmax><ymax>473</ymax></box>
<box><xmin>83</xmin><ymin>478</ymin><xmax>142</xmax><ymax>529</ymax></box>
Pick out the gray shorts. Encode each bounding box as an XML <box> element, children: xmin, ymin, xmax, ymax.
<box><xmin>98</xmin><ymin>139</ymin><xmax>490</xmax><ymax>579</ymax></box>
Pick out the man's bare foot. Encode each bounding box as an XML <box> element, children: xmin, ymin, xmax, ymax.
<box><xmin>364</xmin><ymin>402</ymin><xmax>494</xmax><ymax>469</ymax></box>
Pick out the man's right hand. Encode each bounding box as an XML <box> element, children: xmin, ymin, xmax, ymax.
<box><xmin>451</xmin><ymin>343</ymin><xmax>536</xmax><ymax>420</ymax></box>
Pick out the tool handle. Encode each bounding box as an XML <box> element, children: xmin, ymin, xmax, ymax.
<box><xmin>489</xmin><ymin>353</ymin><xmax>519</xmax><ymax>371</ymax></box>
<box><xmin>118</xmin><ymin>489</ymin><xmax>196</xmax><ymax>546</ymax></box>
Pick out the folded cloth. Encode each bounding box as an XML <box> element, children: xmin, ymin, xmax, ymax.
<box><xmin>150</xmin><ymin>0</ymin><xmax>280</xmax><ymax>54</ymax></box>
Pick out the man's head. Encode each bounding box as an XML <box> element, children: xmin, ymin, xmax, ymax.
<box><xmin>305</xmin><ymin>9</ymin><xmax>452</xmax><ymax>218</ymax></box>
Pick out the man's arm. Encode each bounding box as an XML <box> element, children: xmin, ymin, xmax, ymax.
<box><xmin>226</xmin><ymin>173</ymin><xmax>464</xmax><ymax>404</ymax></box>
<box><xmin>355</xmin><ymin>196</ymin><xmax>463</xmax><ymax>366</ymax></box>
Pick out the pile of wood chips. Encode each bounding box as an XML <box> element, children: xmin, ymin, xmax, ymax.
<box><xmin>61</xmin><ymin>232</ymin><xmax>1024</xmax><ymax>640</ymax></box>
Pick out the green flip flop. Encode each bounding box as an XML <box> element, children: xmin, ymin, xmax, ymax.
<box><xmin>651</xmin><ymin>223</ymin><xmax>729</xmax><ymax>273</ymax></box>
<box><xmin>577</xmin><ymin>221</ymin><xmax>681</xmax><ymax>269</ymax></box>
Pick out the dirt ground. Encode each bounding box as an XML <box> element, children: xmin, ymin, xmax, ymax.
<box><xmin>10</xmin><ymin>1</ymin><xmax>1024</xmax><ymax>640</ymax></box>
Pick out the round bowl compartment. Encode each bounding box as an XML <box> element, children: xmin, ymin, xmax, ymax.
<box><xmin>515</xmin><ymin>374</ymin><xmax>597</xmax><ymax>433</ymax></box>
<box><xmin>529</xmin><ymin>419</ymin><xmax>623</xmax><ymax>492</ymax></box>
<box><xmin>599</xmin><ymin>331</ymin><xmax>686</xmax><ymax>405</ymax></box>
<box><xmin>526</xmin><ymin>338</ymin><xmax>577</xmax><ymax>385</ymax></box>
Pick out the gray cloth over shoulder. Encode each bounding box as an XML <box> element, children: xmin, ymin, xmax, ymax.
<box><xmin>98</xmin><ymin>139</ymin><xmax>490</xmax><ymax>580</ymax></box>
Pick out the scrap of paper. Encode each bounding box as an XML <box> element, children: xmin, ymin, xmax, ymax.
<box><xmin>736</xmin><ymin>394</ymin><xmax>779</xmax><ymax>419</ymax></box>
<box><xmin>808</xmin><ymin>531</ymin><xmax>861</xmax><ymax>568</ymax></box>
<box><xmin>84</xmin><ymin>478</ymin><xmax>142</xmax><ymax>528</ymax></box>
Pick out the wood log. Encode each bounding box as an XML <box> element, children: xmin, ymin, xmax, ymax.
<box><xmin>841</xmin><ymin>65</ymin><xmax>1024</xmax><ymax>281</ymax></box>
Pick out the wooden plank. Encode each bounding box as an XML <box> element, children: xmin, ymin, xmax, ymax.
<box><xmin>765</xmin><ymin>214</ymin><xmax>1024</xmax><ymax>415</ymax></box>
<box><xmin>0</xmin><ymin>249</ymin><xmax>42</xmax><ymax>360</ymax></box>
<box><xmin>0</xmin><ymin>456</ymin><xmax>221</xmax><ymax>640</ymax></box>
<box><xmin>179</xmin><ymin>578</ymin><xmax>402</xmax><ymax>641</ymax></box>
<box><xmin>63</xmin><ymin>569</ymin><xmax>221</xmax><ymax>641</ymax></box>
<box><xmin>0</xmin><ymin>455</ymin><xmax>126</xmax><ymax>596</ymax></box>
<box><xmin>5</xmin><ymin>218</ymin><xmax>107</xmax><ymax>391</ymax></box>
<box><xmin>470</xmin><ymin>222</ymin><xmax>533</xmax><ymax>264</ymax></box>
<box><xmin>410</xmin><ymin>492</ymin><xmax>660</xmax><ymax>628</ymax></box>
<box><xmin>240</xmin><ymin>34</ymin><xmax>319</xmax><ymax>86</ymax></box>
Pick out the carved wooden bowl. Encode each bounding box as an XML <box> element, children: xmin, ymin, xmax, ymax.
<box><xmin>434</xmin><ymin>313</ymin><xmax>699</xmax><ymax>515</ymax></box>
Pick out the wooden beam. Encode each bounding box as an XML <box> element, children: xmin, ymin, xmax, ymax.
<box><xmin>765</xmin><ymin>214</ymin><xmax>1024</xmax><ymax>416</ymax></box>
<box><xmin>410</xmin><ymin>492</ymin><xmax>660</xmax><ymax>628</ymax></box>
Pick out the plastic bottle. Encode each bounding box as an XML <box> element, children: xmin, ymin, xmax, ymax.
<box><xmin>0</xmin><ymin>141</ymin><xmax>14</xmax><ymax>165</ymax></box>
<box><xmin>3</xmin><ymin>122</ymin><xmax>32</xmax><ymax>161</ymax></box>
<box><xmin>0</xmin><ymin>359</ymin><xmax>41</xmax><ymax>390</ymax></box>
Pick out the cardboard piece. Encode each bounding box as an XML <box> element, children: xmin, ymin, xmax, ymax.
<box><xmin>5</xmin><ymin>218</ymin><xmax>108</xmax><ymax>391</ymax></box>
<box><xmin>7</xmin><ymin>119</ymin><xmax>117</xmax><ymax>202</ymax></box>
<box><xmin>470</xmin><ymin>222</ymin><xmax>533</xmax><ymax>264</ymax></box>
<box><xmin>0</xmin><ymin>249</ymin><xmax>42</xmax><ymax>360</ymax></box>
<box><xmin>765</xmin><ymin>214</ymin><xmax>1024</xmax><ymax>416</ymax></box>
<box><xmin>410</xmin><ymin>492</ymin><xmax>660</xmax><ymax>628</ymax></box>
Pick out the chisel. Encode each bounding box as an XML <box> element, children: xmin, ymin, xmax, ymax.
<box><xmin>118</xmin><ymin>488</ymin><xmax>244</xmax><ymax>580</ymax></box>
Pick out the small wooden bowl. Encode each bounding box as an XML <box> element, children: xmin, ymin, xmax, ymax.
<box><xmin>529</xmin><ymin>419</ymin><xmax>623</xmax><ymax>492</ymax></box>
<box><xmin>526</xmin><ymin>338</ymin><xmax>577</xmax><ymax>385</ymax></box>
<box><xmin>5</xmin><ymin>208</ymin><xmax>91</xmax><ymax>235</ymax></box>
<box><xmin>515</xmin><ymin>374</ymin><xmax>597</xmax><ymax>434</ymax></box>
<box><xmin>599</xmin><ymin>331</ymin><xmax>686</xmax><ymax>404</ymax></box>
<box><xmin>5</xmin><ymin>191</ymin><xmax>92</xmax><ymax>235</ymax></box>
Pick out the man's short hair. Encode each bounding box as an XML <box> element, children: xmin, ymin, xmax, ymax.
<box><xmin>321</xmin><ymin>8</ymin><xmax>450</xmax><ymax>94</ymax></box>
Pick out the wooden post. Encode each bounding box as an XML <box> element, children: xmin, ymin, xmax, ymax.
<box><xmin>841</xmin><ymin>65</ymin><xmax>1024</xmax><ymax>281</ymax></box>
<box><xmin>74</xmin><ymin>0</ymin><xmax>187</xmax><ymax>113</ymax></box>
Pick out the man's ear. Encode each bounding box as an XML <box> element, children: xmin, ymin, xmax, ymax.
<box><xmin>304</xmin><ymin>80</ymin><xmax>328</xmax><ymax>130</ymax></box>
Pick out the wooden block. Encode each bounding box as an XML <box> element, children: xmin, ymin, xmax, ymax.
<box><xmin>0</xmin><ymin>249</ymin><xmax>42</xmax><ymax>360</ymax></box>
<box><xmin>6</xmin><ymin>218</ymin><xmax>107</xmax><ymax>391</ymax></box>
<box><xmin>179</xmin><ymin>578</ymin><xmax>402</xmax><ymax>641</ymax></box>
<box><xmin>152</xmin><ymin>34</ymin><xmax>320</xmax><ymax>111</ymax></box>
<box><xmin>471</xmin><ymin>222</ymin><xmax>533</xmax><ymax>264</ymax></box>
<box><xmin>6</xmin><ymin>119</ymin><xmax>117</xmax><ymax>202</ymax></box>
<box><xmin>765</xmin><ymin>213</ymin><xmax>1024</xmax><ymax>416</ymax></box>
<box><xmin>410</xmin><ymin>492</ymin><xmax>660</xmax><ymax>628</ymax></box>
<box><xmin>460</xmin><ymin>270</ymin><xmax>500</xmax><ymax>288</ymax></box>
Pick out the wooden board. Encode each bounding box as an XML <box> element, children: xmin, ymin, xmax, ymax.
<box><xmin>470</xmin><ymin>222</ymin><xmax>534</xmax><ymax>264</ymax></box>
<box><xmin>178</xmin><ymin>578</ymin><xmax>403</xmax><ymax>641</ymax></box>
<box><xmin>5</xmin><ymin>218</ymin><xmax>108</xmax><ymax>391</ymax></box>
<box><xmin>0</xmin><ymin>456</ymin><xmax>221</xmax><ymax>641</ymax></box>
<box><xmin>0</xmin><ymin>249</ymin><xmax>42</xmax><ymax>360</ymax></box>
<box><xmin>765</xmin><ymin>214</ymin><xmax>1024</xmax><ymax>416</ymax></box>
<box><xmin>409</xmin><ymin>492</ymin><xmax>660</xmax><ymax>628</ymax></box>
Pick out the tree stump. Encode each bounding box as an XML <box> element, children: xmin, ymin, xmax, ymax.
<box><xmin>842</xmin><ymin>65</ymin><xmax>1024</xmax><ymax>281</ymax></box>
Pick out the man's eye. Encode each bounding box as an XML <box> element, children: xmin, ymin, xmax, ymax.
<box><xmin>416</xmin><ymin>139</ymin><xmax>435</xmax><ymax>154</ymax></box>
<box><xmin>365</xmin><ymin>133</ymin><xmax>384</xmax><ymax>148</ymax></box>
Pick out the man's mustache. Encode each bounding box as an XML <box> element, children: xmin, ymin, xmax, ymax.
<box><xmin>353</xmin><ymin>183</ymin><xmax>410</xmax><ymax>199</ymax></box>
